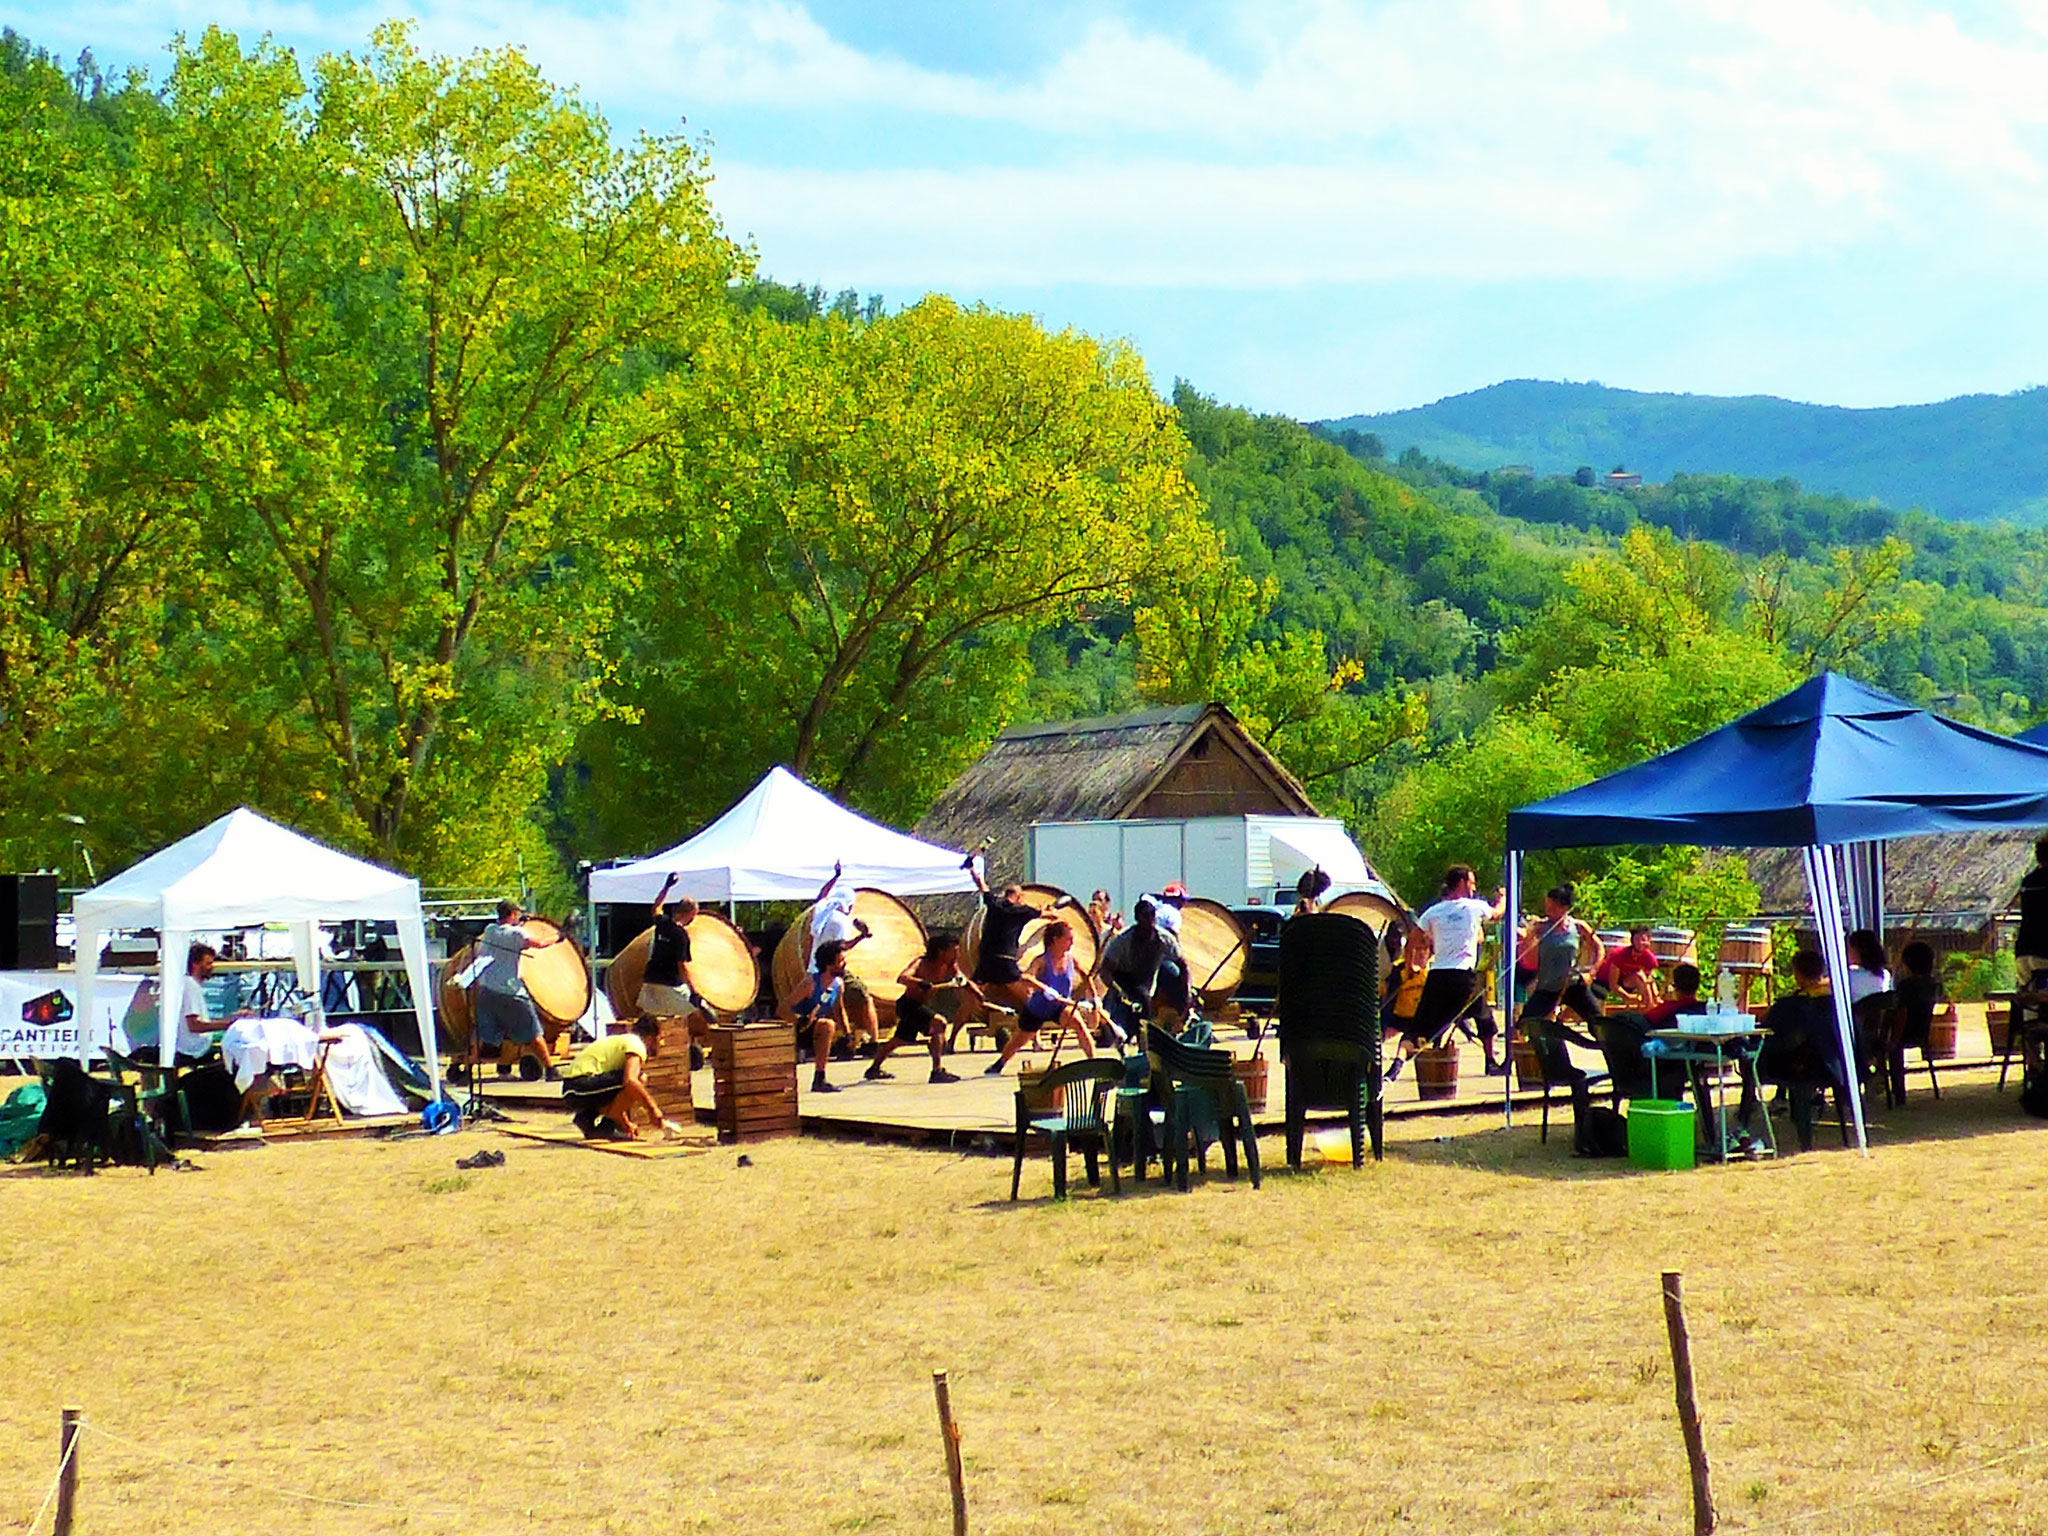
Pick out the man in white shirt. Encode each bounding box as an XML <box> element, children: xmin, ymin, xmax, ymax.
<box><xmin>1387</xmin><ymin>865</ymin><xmax>1507</xmax><ymax>1081</ymax></box>
<box><xmin>807</xmin><ymin>863</ymin><xmax>878</xmax><ymax>1060</ymax></box>
<box><xmin>177</xmin><ymin>943</ymin><xmax>222</xmax><ymax>1063</ymax></box>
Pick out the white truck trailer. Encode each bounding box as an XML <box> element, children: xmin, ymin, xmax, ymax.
<box><xmin>1025</xmin><ymin>815</ymin><xmax>1389</xmax><ymax>915</ymax></box>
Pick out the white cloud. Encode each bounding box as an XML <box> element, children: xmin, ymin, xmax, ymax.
<box><xmin>17</xmin><ymin>0</ymin><xmax>2048</xmax><ymax>311</ymax></box>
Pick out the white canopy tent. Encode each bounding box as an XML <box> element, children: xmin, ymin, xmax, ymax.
<box><xmin>1260</xmin><ymin>818</ymin><xmax>1379</xmax><ymax>895</ymax></box>
<box><xmin>74</xmin><ymin>808</ymin><xmax>441</xmax><ymax>1095</ymax></box>
<box><xmin>589</xmin><ymin>766</ymin><xmax>979</xmax><ymax>903</ymax></box>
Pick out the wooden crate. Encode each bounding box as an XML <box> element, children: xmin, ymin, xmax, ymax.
<box><xmin>710</xmin><ymin>1023</ymin><xmax>799</xmax><ymax>1143</ymax></box>
<box><xmin>639</xmin><ymin>1044</ymin><xmax>695</xmax><ymax>1126</ymax></box>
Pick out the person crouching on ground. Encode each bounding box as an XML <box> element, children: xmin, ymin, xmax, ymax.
<box><xmin>560</xmin><ymin>1016</ymin><xmax>673</xmax><ymax>1141</ymax></box>
<box><xmin>868</xmin><ymin>931</ymin><xmax>981</xmax><ymax>1085</ymax></box>
<box><xmin>796</xmin><ymin>937</ymin><xmax>864</xmax><ymax>1094</ymax></box>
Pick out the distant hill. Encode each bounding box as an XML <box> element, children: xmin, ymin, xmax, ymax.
<box><xmin>1324</xmin><ymin>380</ymin><xmax>2048</xmax><ymax>524</ymax></box>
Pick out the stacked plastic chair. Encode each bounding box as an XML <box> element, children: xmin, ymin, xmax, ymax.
<box><xmin>1276</xmin><ymin>913</ymin><xmax>1383</xmax><ymax>1168</ymax></box>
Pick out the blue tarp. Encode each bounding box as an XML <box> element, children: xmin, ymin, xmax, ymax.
<box><xmin>1507</xmin><ymin>673</ymin><xmax>2048</xmax><ymax>852</ymax></box>
<box><xmin>2019</xmin><ymin>721</ymin><xmax>2048</xmax><ymax>748</ymax></box>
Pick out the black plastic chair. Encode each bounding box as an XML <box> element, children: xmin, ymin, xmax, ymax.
<box><xmin>1275</xmin><ymin>913</ymin><xmax>1382</xmax><ymax>1168</ymax></box>
<box><xmin>1011</xmin><ymin>1059</ymin><xmax>1124</xmax><ymax>1200</ymax></box>
<box><xmin>1145</xmin><ymin>1024</ymin><xmax>1260</xmax><ymax>1191</ymax></box>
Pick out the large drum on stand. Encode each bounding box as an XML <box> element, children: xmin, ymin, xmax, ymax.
<box><xmin>960</xmin><ymin>883</ymin><xmax>1102</xmax><ymax>984</ymax></box>
<box><xmin>606</xmin><ymin>910</ymin><xmax>761</xmax><ymax>1022</ymax></box>
<box><xmin>1325</xmin><ymin>889</ymin><xmax>1409</xmax><ymax>970</ymax></box>
<box><xmin>770</xmin><ymin>889</ymin><xmax>927</xmax><ymax>1019</ymax></box>
<box><xmin>438</xmin><ymin>917</ymin><xmax>591</xmax><ymax>1051</ymax></box>
<box><xmin>1178</xmin><ymin>897</ymin><xmax>1249</xmax><ymax>1008</ymax></box>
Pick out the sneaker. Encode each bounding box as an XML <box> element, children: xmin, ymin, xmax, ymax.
<box><xmin>983</xmin><ymin>1060</ymin><xmax>1006</xmax><ymax>1077</ymax></box>
<box><xmin>573</xmin><ymin>1108</ymin><xmax>600</xmax><ymax>1139</ymax></box>
<box><xmin>811</xmin><ymin>1077</ymin><xmax>841</xmax><ymax>1094</ymax></box>
<box><xmin>593</xmin><ymin>1121</ymin><xmax>632</xmax><ymax>1142</ymax></box>
<box><xmin>1484</xmin><ymin>1060</ymin><xmax>1508</xmax><ymax>1077</ymax></box>
<box><xmin>929</xmin><ymin>1068</ymin><xmax>961</xmax><ymax>1084</ymax></box>
<box><xmin>862</xmin><ymin>1064</ymin><xmax>894</xmax><ymax>1082</ymax></box>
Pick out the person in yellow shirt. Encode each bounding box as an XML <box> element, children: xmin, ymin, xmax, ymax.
<box><xmin>1381</xmin><ymin>929</ymin><xmax>1431</xmax><ymax>1077</ymax></box>
<box><xmin>559</xmin><ymin>1017</ymin><xmax>672</xmax><ymax>1141</ymax></box>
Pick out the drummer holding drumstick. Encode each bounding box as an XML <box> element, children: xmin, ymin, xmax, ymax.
<box><xmin>640</xmin><ymin>875</ymin><xmax>710</xmax><ymax>1051</ymax></box>
<box><xmin>476</xmin><ymin>899</ymin><xmax>568</xmax><ymax>1080</ymax></box>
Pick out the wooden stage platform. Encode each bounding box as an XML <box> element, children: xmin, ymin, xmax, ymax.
<box><xmin>475</xmin><ymin>1032</ymin><xmax>1600</xmax><ymax>1148</ymax></box>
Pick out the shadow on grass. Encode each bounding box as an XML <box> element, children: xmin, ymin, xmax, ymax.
<box><xmin>1382</xmin><ymin>1071</ymin><xmax>2048</xmax><ymax>1182</ymax></box>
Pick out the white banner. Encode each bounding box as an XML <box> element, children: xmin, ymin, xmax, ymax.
<box><xmin>0</xmin><ymin>972</ymin><xmax>146</xmax><ymax>1060</ymax></box>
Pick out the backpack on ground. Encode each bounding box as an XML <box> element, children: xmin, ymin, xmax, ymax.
<box><xmin>1574</xmin><ymin>1104</ymin><xmax>1629</xmax><ymax>1158</ymax></box>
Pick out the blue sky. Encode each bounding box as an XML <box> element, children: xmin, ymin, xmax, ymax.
<box><xmin>11</xmin><ymin>0</ymin><xmax>2048</xmax><ymax>418</ymax></box>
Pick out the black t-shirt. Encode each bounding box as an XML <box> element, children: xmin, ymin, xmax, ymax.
<box><xmin>645</xmin><ymin>913</ymin><xmax>692</xmax><ymax>988</ymax></box>
<box><xmin>979</xmin><ymin>892</ymin><xmax>1036</xmax><ymax>968</ymax></box>
<box><xmin>2018</xmin><ymin>865</ymin><xmax>2048</xmax><ymax>958</ymax></box>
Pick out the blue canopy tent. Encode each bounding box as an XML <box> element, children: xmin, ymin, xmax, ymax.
<box><xmin>2018</xmin><ymin>722</ymin><xmax>2048</xmax><ymax>748</ymax></box>
<box><xmin>1502</xmin><ymin>673</ymin><xmax>2048</xmax><ymax>1152</ymax></box>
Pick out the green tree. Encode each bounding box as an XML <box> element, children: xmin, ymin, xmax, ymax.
<box><xmin>138</xmin><ymin>24</ymin><xmax>742</xmax><ymax>881</ymax></box>
<box><xmin>577</xmin><ymin>297</ymin><xmax>1214</xmax><ymax>850</ymax></box>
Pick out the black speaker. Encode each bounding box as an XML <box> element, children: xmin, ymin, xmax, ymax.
<box><xmin>0</xmin><ymin>873</ymin><xmax>59</xmax><ymax>970</ymax></box>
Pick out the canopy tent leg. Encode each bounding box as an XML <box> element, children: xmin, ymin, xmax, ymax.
<box><xmin>292</xmin><ymin>920</ymin><xmax>322</xmax><ymax>1025</ymax></box>
<box><xmin>75</xmin><ymin>923</ymin><xmax>101</xmax><ymax>1065</ymax></box>
<box><xmin>397</xmin><ymin>916</ymin><xmax>441</xmax><ymax>1099</ymax></box>
<box><xmin>1802</xmin><ymin>846</ymin><xmax>1869</xmax><ymax>1155</ymax></box>
<box><xmin>158</xmin><ymin>928</ymin><xmax>189</xmax><ymax>1071</ymax></box>
<box><xmin>1843</xmin><ymin>841</ymin><xmax>1885</xmax><ymax>941</ymax></box>
<box><xmin>1501</xmin><ymin>851</ymin><xmax>1521</xmax><ymax>1130</ymax></box>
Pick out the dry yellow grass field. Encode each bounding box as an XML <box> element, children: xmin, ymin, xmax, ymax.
<box><xmin>7</xmin><ymin>1075</ymin><xmax>2048</xmax><ymax>1535</ymax></box>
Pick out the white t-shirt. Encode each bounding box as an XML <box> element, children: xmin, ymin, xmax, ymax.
<box><xmin>1142</xmin><ymin>897</ymin><xmax>1183</xmax><ymax>939</ymax></box>
<box><xmin>177</xmin><ymin>974</ymin><xmax>216</xmax><ymax>1057</ymax></box>
<box><xmin>1418</xmin><ymin>896</ymin><xmax>1494</xmax><ymax>972</ymax></box>
<box><xmin>811</xmin><ymin>884</ymin><xmax>858</xmax><ymax>947</ymax></box>
<box><xmin>1848</xmin><ymin>967</ymin><xmax>1891</xmax><ymax>1004</ymax></box>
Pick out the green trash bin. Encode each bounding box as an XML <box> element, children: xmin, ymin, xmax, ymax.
<box><xmin>1627</xmin><ymin>1098</ymin><xmax>1696</xmax><ymax>1171</ymax></box>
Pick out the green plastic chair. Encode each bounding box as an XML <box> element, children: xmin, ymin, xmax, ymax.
<box><xmin>1146</xmin><ymin>1024</ymin><xmax>1261</xmax><ymax>1192</ymax></box>
<box><xmin>1011</xmin><ymin>1059</ymin><xmax>1125</xmax><ymax>1200</ymax></box>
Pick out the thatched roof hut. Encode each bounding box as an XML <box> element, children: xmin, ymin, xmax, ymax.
<box><xmin>1746</xmin><ymin>830</ymin><xmax>2042</xmax><ymax>951</ymax></box>
<box><xmin>914</xmin><ymin>703</ymin><xmax>1319</xmax><ymax>896</ymax></box>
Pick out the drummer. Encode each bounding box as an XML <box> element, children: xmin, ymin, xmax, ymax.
<box><xmin>797</xmin><ymin>936</ymin><xmax>867</xmax><ymax>1094</ymax></box>
<box><xmin>1595</xmin><ymin>926</ymin><xmax>1664</xmax><ymax>1007</ymax></box>
<box><xmin>966</xmin><ymin>860</ymin><xmax>1068</xmax><ymax>1022</ymax></box>
<box><xmin>639</xmin><ymin>874</ymin><xmax>710</xmax><ymax>1046</ymax></box>
<box><xmin>810</xmin><ymin>863</ymin><xmax>880</xmax><ymax>1054</ymax></box>
<box><xmin>476</xmin><ymin>899</ymin><xmax>566</xmax><ymax>1080</ymax></box>
<box><xmin>1292</xmin><ymin>866</ymin><xmax>1333</xmax><ymax>918</ymax></box>
<box><xmin>866</xmin><ymin>931</ymin><xmax>981</xmax><ymax>1085</ymax></box>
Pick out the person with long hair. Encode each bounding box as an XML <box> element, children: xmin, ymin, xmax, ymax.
<box><xmin>1292</xmin><ymin>866</ymin><xmax>1333</xmax><ymax>918</ymax></box>
<box><xmin>1846</xmin><ymin>928</ymin><xmax>1892</xmax><ymax>1003</ymax></box>
<box><xmin>986</xmin><ymin>918</ymin><xmax>1102</xmax><ymax>1074</ymax></box>
<box><xmin>1511</xmin><ymin>884</ymin><xmax>1604</xmax><ymax>1120</ymax></box>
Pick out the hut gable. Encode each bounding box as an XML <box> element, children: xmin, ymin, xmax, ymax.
<box><xmin>915</xmin><ymin>703</ymin><xmax>1317</xmax><ymax>891</ymax></box>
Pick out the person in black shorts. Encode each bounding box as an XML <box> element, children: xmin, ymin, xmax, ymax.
<box><xmin>638</xmin><ymin>874</ymin><xmax>708</xmax><ymax>1053</ymax></box>
<box><xmin>866</xmin><ymin>932</ymin><xmax>981</xmax><ymax>1085</ymax></box>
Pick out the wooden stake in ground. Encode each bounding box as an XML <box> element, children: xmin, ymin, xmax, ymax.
<box><xmin>55</xmin><ymin>1405</ymin><xmax>81</xmax><ymax>1536</ymax></box>
<box><xmin>1660</xmin><ymin>1271</ymin><xmax>1716</xmax><ymax>1536</ymax></box>
<box><xmin>932</xmin><ymin>1370</ymin><xmax>968</xmax><ymax>1536</ymax></box>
